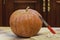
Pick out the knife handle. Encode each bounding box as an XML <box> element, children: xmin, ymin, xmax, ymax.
<box><xmin>47</xmin><ymin>25</ymin><xmax>56</xmax><ymax>34</ymax></box>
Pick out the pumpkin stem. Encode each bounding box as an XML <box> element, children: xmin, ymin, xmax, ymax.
<box><xmin>26</xmin><ymin>6</ymin><xmax>30</xmax><ymax>12</ymax></box>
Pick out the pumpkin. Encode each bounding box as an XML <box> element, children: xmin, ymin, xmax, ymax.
<box><xmin>9</xmin><ymin>7</ymin><xmax>43</xmax><ymax>37</ymax></box>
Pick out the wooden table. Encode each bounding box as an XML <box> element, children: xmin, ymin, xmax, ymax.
<box><xmin>0</xmin><ymin>27</ymin><xmax>60</xmax><ymax>40</ymax></box>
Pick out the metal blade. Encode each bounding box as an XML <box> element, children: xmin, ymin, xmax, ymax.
<box><xmin>39</xmin><ymin>16</ymin><xmax>49</xmax><ymax>26</ymax></box>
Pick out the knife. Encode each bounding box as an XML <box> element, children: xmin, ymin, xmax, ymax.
<box><xmin>39</xmin><ymin>14</ymin><xmax>56</xmax><ymax>34</ymax></box>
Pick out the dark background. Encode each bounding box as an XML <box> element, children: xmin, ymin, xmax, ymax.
<box><xmin>0</xmin><ymin>0</ymin><xmax>60</xmax><ymax>27</ymax></box>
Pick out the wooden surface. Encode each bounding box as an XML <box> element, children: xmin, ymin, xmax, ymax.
<box><xmin>0</xmin><ymin>27</ymin><xmax>60</xmax><ymax>40</ymax></box>
<box><xmin>0</xmin><ymin>0</ymin><xmax>2</xmax><ymax>26</ymax></box>
<box><xmin>0</xmin><ymin>0</ymin><xmax>60</xmax><ymax>26</ymax></box>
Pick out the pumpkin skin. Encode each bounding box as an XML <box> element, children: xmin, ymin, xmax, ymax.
<box><xmin>9</xmin><ymin>9</ymin><xmax>43</xmax><ymax>37</ymax></box>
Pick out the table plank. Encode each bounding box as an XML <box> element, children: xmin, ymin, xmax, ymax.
<box><xmin>0</xmin><ymin>27</ymin><xmax>60</xmax><ymax>40</ymax></box>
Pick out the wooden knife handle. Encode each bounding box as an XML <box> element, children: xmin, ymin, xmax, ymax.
<box><xmin>47</xmin><ymin>25</ymin><xmax>56</xmax><ymax>34</ymax></box>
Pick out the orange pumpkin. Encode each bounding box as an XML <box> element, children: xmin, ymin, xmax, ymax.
<box><xmin>9</xmin><ymin>7</ymin><xmax>43</xmax><ymax>37</ymax></box>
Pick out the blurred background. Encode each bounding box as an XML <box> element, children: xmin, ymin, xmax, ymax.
<box><xmin>0</xmin><ymin>0</ymin><xmax>60</xmax><ymax>27</ymax></box>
